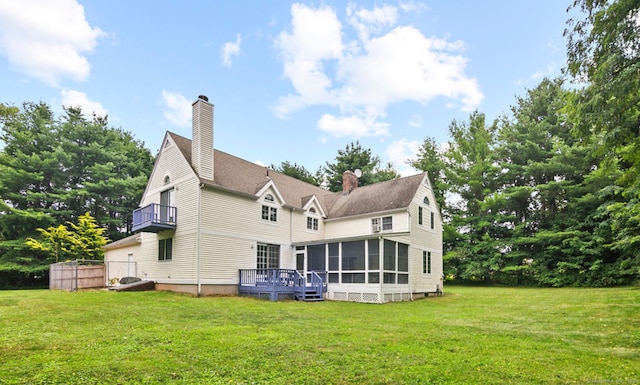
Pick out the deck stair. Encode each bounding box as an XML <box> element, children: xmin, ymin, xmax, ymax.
<box><xmin>293</xmin><ymin>271</ymin><xmax>325</xmax><ymax>302</ymax></box>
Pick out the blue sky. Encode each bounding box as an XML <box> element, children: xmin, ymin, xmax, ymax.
<box><xmin>0</xmin><ymin>1</ymin><xmax>572</xmax><ymax>176</ymax></box>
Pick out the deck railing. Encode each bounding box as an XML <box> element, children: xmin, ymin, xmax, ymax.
<box><xmin>239</xmin><ymin>269</ymin><xmax>327</xmax><ymax>301</ymax></box>
<box><xmin>239</xmin><ymin>268</ymin><xmax>297</xmax><ymax>287</ymax></box>
<box><xmin>132</xmin><ymin>203</ymin><xmax>177</xmax><ymax>232</ymax></box>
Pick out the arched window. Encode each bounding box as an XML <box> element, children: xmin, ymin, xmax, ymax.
<box><xmin>423</xmin><ymin>196</ymin><xmax>430</xmax><ymax>206</ymax></box>
<box><xmin>163</xmin><ymin>175</ymin><xmax>171</xmax><ymax>185</ymax></box>
<box><xmin>309</xmin><ymin>207</ymin><xmax>316</xmax><ymax>213</ymax></box>
<box><xmin>264</xmin><ymin>194</ymin><xmax>274</xmax><ymax>202</ymax></box>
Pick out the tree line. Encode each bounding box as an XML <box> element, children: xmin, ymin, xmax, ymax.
<box><xmin>275</xmin><ymin>0</ymin><xmax>640</xmax><ymax>287</ymax></box>
<box><xmin>0</xmin><ymin>0</ymin><xmax>637</xmax><ymax>288</ymax></box>
<box><xmin>0</xmin><ymin>103</ymin><xmax>154</xmax><ymax>287</ymax></box>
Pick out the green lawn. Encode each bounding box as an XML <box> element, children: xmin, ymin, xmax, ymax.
<box><xmin>0</xmin><ymin>286</ymin><xmax>638</xmax><ymax>384</ymax></box>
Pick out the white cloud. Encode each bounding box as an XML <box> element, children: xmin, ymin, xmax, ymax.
<box><xmin>385</xmin><ymin>138</ymin><xmax>421</xmax><ymax>176</ymax></box>
<box><xmin>274</xmin><ymin>3</ymin><xmax>483</xmax><ymax>139</ymax></box>
<box><xmin>222</xmin><ymin>34</ymin><xmax>242</xmax><ymax>67</ymax></box>
<box><xmin>398</xmin><ymin>0</ymin><xmax>429</xmax><ymax>13</ymax></box>
<box><xmin>318</xmin><ymin>112</ymin><xmax>389</xmax><ymax>138</ymax></box>
<box><xmin>60</xmin><ymin>89</ymin><xmax>107</xmax><ymax>118</ymax></box>
<box><xmin>0</xmin><ymin>0</ymin><xmax>104</xmax><ymax>86</ymax></box>
<box><xmin>274</xmin><ymin>3</ymin><xmax>343</xmax><ymax>117</ymax></box>
<box><xmin>161</xmin><ymin>91</ymin><xmax>191</xmax><ymax>127</ymax></box>
<box><xmin>347</xmin><ymin>3</ymin><xmax>397</xmax><ymax>41</ymax></box>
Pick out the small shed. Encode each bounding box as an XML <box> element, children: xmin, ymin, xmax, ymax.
<box><xmin>49</xmin><ymin>260</ymin><xmax>105</xmax><ymax>291</ymax></box>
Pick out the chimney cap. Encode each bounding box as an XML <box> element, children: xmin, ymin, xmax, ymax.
<box><xmin>198</xmin><ymin>95</ymin><xmax>209</xmax><ymax>102</ymax></box>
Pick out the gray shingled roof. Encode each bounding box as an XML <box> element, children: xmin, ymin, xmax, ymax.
<box><xmin>168</xmin><ymin>131</ymin><xmax>425</xmax><ymax>219</ymax></box>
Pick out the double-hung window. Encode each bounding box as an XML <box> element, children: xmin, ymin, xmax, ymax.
<box><xmin>382</xmin><ymin>216</ymin><xmax>393</xmax><ymax>231</ymax></box>
<box><xmin>306</xmin><ymin>217</ymin><xmax>318</xmax><ymax>230</ymax></box>
<box><xmin>158</xmin><ymin>238</ymin><xmax>173</xmax><ymax>261</ymax></box>
<box><xmin>261</xmin><ymin>194</ymin><xmax>277</xmax><ymax>222</ymax></box>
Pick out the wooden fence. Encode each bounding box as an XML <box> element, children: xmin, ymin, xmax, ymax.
<box><xmin>49</xmin><ymin>261</ymin><xmax>105</xmax><ymax>291</ymax></box>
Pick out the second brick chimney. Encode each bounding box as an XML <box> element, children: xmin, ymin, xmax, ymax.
<box><xmin>342</xmin><ymin>170</ymin><xmax>358</xmax><ymax>194</ymax></box>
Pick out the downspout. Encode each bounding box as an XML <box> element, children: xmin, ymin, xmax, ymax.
<box><xmin>408</xmin><ymin>208</ymin><xmax>413</xmax><ymax>301</ymax></box>
<box><xmin>196</xmin><ymin>183</ymin><xmax>203</xmax><ymax>296</ymax></box>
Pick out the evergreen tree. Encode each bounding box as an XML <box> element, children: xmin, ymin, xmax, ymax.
<box><xmin>0</xmin><ymin>102</ymin><xmax>153</xmax><ymax>287</ymax></box>
<box><xmin>271</xmin><ymin>161</ymin><xmax>322</xmax><ymax>186</ymax></box>
<box><xmin>565</xmin><ymin>0</ymin><xmax>640</xmax><ymax>283</ymax></box>
<box><xmin>443</xmin><ymin>111</ymin><xmax>502</xmax><ymax>282</ymax></box>
<box><xmin>324</xmin><ymin>141</ymin><xmax>399</xmax><ymax>192</ymax></box>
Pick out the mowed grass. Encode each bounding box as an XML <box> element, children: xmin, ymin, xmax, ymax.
<box><xmin>0</xmin><ymin>286</ymin><xmax>638</xmax><ymax>385</ymax></box>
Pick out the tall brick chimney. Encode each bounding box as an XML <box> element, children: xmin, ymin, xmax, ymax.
<box><xmin>342</xmin><ymin>170</ymin><xmax>358</xmax><ymax>194</ymax></box>
<box><xmin>191</xmin><ymin>95</ymin><xmax>214</xmax><ymax>180</ymax></box>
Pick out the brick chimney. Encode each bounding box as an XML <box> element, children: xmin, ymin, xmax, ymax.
<box><xmin>342</xmin><ymin>170</ymin><xmax>358</xmax><ymax>194</ymax></box>
<box><xmin>192</xmin><ymin>95</ymin><xmax>214</xmax><ymax>180</ymax></box>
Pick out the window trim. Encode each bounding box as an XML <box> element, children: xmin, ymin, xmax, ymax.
<box><xmin>256</xmin><ymin>243</ymin><xmax>280</xmax><ymax>269</ymax></box>
<box><xmin>158</xmin><ymin>238</ymin><xmax>173</xmax><ymax>262</ymax></box>
<box><xmin>423</xmin><ymin>250</ymin><xmax>432</xmax><ymax>275</ymax></box>
<box><xmin>261</xmin><ymin>205</ymin><xmax>277</xmax><ymax>222</ymax></box>
<box><xmin>382</xmin><ymin>216</ymin><xmax>393</xmax><ymax>231</ymax></box>
<box><xmin>306</xmin><ymin>216</ymin><xmax>319</xmax><ymax>231</ymax></box>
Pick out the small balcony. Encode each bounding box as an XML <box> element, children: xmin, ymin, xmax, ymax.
<box><xmin>132</xmin><ymin>203</ymin><xmax>177</xmax><ymax>233</ymax></box>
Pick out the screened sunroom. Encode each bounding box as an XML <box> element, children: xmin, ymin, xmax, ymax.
<box><xmin>295</xmin><ymin>237</ymin><xmax>415</xmax><ymax>303</ymax></box>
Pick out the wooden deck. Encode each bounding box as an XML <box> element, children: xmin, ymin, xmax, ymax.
<box><xmin>238</xmin><ymin>269</ymin><xmax>327</xmax><ymax>301</ymax></box>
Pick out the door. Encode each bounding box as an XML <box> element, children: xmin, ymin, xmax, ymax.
<box><xmin>160</xmin><ymin>188</ymin><xmax>174</xmax><ymax>223</ymax></box>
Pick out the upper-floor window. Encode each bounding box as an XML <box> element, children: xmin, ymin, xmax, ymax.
<box><xmin>418</xmin><ymin>206</ymin><xmax>423</xmax><ymax>225</ymax></box>
<box><xmin>430</xmin><ymin>212</ymin><xmax>435</xmax><ymax>229</ymax></box>
<box><xmin>163</xmin><ymin>175</ymin><xmax>171</xmax><ymax>185</ymax></box>
<box><xmin>262</xmin><ymin>205</ymin><xmax>277</xmax><ymax>222</ymax></box>
<box><xmin>382</xmin><ymin>216</ymin><xmax>393</xmax><ymax>231</ymax></box>
<box><xmin>423</xmin><ymin>196</ymin><xmax>430</xmax><ymax>206</ymax></box>
<box><xmin>306</xmin><ymin>207</ymin><xmax>319</xmax><ymax>231</ymax></box>
<box><xmin>372</xmin><ymin>216</ymin><xmax>393</xmax><ymax>232</ymax></box>
<box><xmin>261</xmin><ymin>194</ymin><xmax>277</xmax><ymax>222</ymax></box>
<box><xmin>307</xmin><ymin>217</ymin><xmax>318</xmax><ymax>231</ymax></box>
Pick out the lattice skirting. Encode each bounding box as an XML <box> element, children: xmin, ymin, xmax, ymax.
<box><xmin>331</xmin><ymin>291</ymin><xmax>379</xmax><ymax>303</ymax></box>
<box><xmin>383</xmin><ymin>292</ymin><xmax>411</xmax><ymax>302</ymax></box>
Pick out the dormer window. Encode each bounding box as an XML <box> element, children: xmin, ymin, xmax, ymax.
<box><xmin>261</xmin><ymin>194</ymin><xmax>277</xmax><ymax>222</ymax></box>
<box><xmin>306</xmin><ymin>207</ymin><xmax>319</xmax><ymax>231</ymax></box>
<box><xmin>307</xmin><ymin>217</ymin><xmax>319</xmax><ymax>231</ymax></box>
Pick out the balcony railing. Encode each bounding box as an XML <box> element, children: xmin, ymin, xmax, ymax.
<box><xmin>132</xmin><ymin>203</ymin><xmax>177</xmax><ymax>233</ymax></box>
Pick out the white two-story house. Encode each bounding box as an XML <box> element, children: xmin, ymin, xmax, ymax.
<box><xmin>104</xmin><ymin>95</ymin><xmax>443</xmax><ymax>303</ymax></box>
